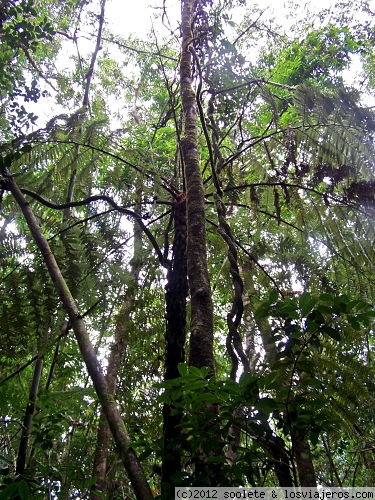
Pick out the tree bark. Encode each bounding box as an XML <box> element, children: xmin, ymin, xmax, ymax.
<box><xmin>179</xmin><ymin>0</ymin><xmax>227</xmax><ymax>486</ymax></box>
<box><xmin>237</xmin><ymin>415</ymin><xmax>294</xmax><ymax>486</ymax></box>
<box><xmin>90</xmin><ymin>413</ymin><xmax>111</xmax><ymax>499</ymax></box>
<box><xmin>180</xmin><ymin>0</ymin><xmax>214</xmax><ymax>371</ymax></box>
<box><xmin>5</xmin><ymin>173</ymin><xmax>153</xmax><ymax>500</ymax></box>
<box><xmin>161</xmin><ymin>193</ymin><xmax>188</xmax><ymax>497</ymax></box>
<box><xmin>16</xmin><ymin>355</ymin><xmax>44</xmax><ymax>475</ymax></box>
<box><xmin>291</xmin><ymin>428</ymin><xmax>317</xmax><ymax>486</ymax></box>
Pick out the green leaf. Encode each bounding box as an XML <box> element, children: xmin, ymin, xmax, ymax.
<box><xmin>347</xmin><ymin>318</ymin><xmax>362</xmax><ymax>331</ymax></box>
<box><xmin>254</xmin><ymin>302</ymin><xmax>271</xmax><ymax>320</ymax></box>
<box><xmin>17</xmin><ymin>481</ymin><xmax>30</xmax><ymax>500</ymax></box>
<box><xmin>299</xmin><ymin>292</ymin><xmax>318</xmax><ymax>316</ymax></box>
<box><xmin>268</xmin><ymin>289</ymin><xmax>279</xmax><ymax>303</ymax></box>
<box><xmin>188</xmin><ymin>365</ymin><xmax>210</xmax><ymax>379</ymax></box>
<box><xmin>321</xmin><ymin>324</ymin><xmax>341</xmax><ymax>341</ymax></box>
<box><xmin>306</xmin><ymin>309</ymin><xmax>325</xmax><ymax>331</ymax></box>
<box><xmin>177</xmin><ymin>363</ymin><xmax>188</xmax><ymax>377</ymax></box>
<box><xmin>257</xmin><ymin>397</ymin><xmax>279</xmax><ymax>415</ymax></box>
<box><xmin>0</xmin><ymin>480</ymin><xmax>30</xmax><ymax>500</ymax></box>
<box><xmin>319</xmin><ymin>293</ymin><xmax>334</xmax><ymax>303</ymax></box>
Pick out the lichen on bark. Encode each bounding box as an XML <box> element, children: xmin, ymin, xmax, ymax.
<box><xmin>180</xmin><ymin>0</ymin><xmax>214</xmax><ymax>371</ymax></box>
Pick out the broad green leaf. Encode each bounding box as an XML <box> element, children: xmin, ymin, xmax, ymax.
<box><xmin>299</xmin><ymin>292</ymin><xmax>318</xmax><ymax>316</ymax></box>
<box><xmin>321</xmin><ymin>324</ymin><xmax>341</xmax><ymax>341</ymax></box>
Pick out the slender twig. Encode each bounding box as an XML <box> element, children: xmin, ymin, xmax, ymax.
<box><xmin>83</xmin><ymin>0</ymin><xmax>106</xmax><ymax>108</ymax></box>
<box><xmin>215</xmin><ymin>78</ymin><xmax>295</xmax><ymax>95</ymax></box>
<box><xmin>101</xmin><ymin>35</ymin><xmax>178</xmax><ymax>62</ymax></box>
<box><xmin>19</xmin><ymin>42</ymin><xmax>58</xmax><ymax>92</ymax></box>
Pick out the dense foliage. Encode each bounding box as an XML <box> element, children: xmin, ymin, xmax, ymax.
<box><xmin>0</xmin><ymin>0</ymin><xmax>374</xmax><ymax>498</ymax></box>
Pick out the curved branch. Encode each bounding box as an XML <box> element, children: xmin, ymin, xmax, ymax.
<box><xmin>206</xmin><ymin>218</ymin><xmax>284</xmax><ymax>296</ymax></box>
<box><xmin>208</xmin><ymin>181</ymin><xmax>371</xmax><ymax>216</ymax></box>
<box><xmin>202</xmin><ymin>121</ymin><xmax>371</xmax><ymax>179</ymax></box>
<box><xmin>3</xmin><ymin>133</ymin><xmax>177</xmax><ymax>198</ymax></box>
<box><xmin>12</xmin><ymin>186</ymin><xmax>166</xmax><ymax>266</ymax></box>
<box><xmin>214</xmin><ymin>193</ymin><xmax>249</xmax><ymax>378</ymax></box>
<box><xmin>102</xmin><ymin>35</ymin><xmax>178</xmax><ymax>62</ymax></box>
<box><xmin>0</xmin><ymin>356</ymin><xmax>39</xmax><ymax>385</ymax></box>
<box><xmin>56</xmin><ymin>140</ymin><xmax>178</xmax><ymax>198</ymax></box>
<box><xmin>19</xmin><ymin>42</ymin><xmax>58</xmax><ymax>92</ymax></box>
<box><xmin>206</xmin><ymin>199</ymin><xmax>375</xmax><ymax>286</ymax></box>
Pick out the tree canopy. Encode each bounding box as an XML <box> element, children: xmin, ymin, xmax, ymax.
<box><xmin>0</xmin><ymin>0</ymin><xmax>374</xmax><ymax>498</ymax></box>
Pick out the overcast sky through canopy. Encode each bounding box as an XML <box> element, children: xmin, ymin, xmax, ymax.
<box><xmin>106</xmin><ymin>0</ymin><xmax>338</xmax><ymax>38</ymax></box>
<box><xmin>102</xmin><ymin>0</ymin><xmax>373</xmax><ymax>109</ymax></box>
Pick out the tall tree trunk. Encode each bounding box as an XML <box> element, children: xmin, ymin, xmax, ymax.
<box><xmin>291</xmin><ymin>428</ymin><xmax>317</xmax><ymax>486</ymax></box>
<box><xmin>322</xmin><ymin>434</ymin><xmax>343</xmax><ymax>486</ymax></box>
<box><xmin>90</xmin><ymin>201</ymin><xmax>143</xmax><ymax>499</ymax></box>
<box><xmin>180</xmin><ymin>0</ymin><xmax>214</xmax><ymax>371</ymax></box>
<box><xmin>90</xmin><ymin>414</ymin><xmax>111</xmax><ymax>498</ymax></box>
<box><xmin>179</xmin><ymin>0</ymin><xmax>226</xmax><ymax>486</ymax></box>
<box><xmin>16</xmin><ymin>355</ymin><xmax>44</xmax><ymax>475</ymax></box>
<box><xmin>161</xmin><ymin>193</ymin><xmax>188</xmax><ymax>498</ymax></box>
<box><xmin>5</xmin><ymin>173</ymin><xmax>153</xmax><ymax>500</ymax></box>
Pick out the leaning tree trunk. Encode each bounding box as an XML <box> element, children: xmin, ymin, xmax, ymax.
<box><xmin>180</xmin><ymin>0</ymin><xmax>214</xmax><ymax>371</ymax></box>
<box><xmin>4</xmin><ymin>173</ymin><xmax>153</xmax><ymax>500</ymax></box>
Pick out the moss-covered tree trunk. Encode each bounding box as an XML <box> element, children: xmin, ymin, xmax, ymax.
<box><xmin>5</xmin><ymin>173</ymin><xmax>153</xmax><ymax>500</ymax></box>
<box><xmin>180</xmin><ymin>0</ymin><xmax>214</xmax><ymax>371</ymax></box>
<box><xmin>179</xmin><ymin>0</ymin><xmax>226</xmax><ymax>487</ymax></box>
